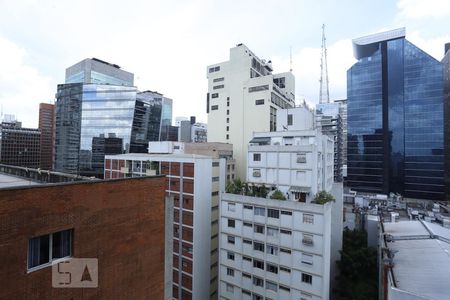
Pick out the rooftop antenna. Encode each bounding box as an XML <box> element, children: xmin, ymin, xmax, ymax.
<box><xmin>290</xmin><ymin>46</ymin><xmax>293</xmax><ymax>72</ymax></box>
<box><xmin>319</xmin><ymin>24</ymin><xmax>330</xmax><ymax>104</ymax></box>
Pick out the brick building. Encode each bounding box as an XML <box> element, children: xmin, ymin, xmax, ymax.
<box><xmin>0</xmin><ymin>175</ymin><xmax>166</xmax><ymax>299</ymax></box>
<box><xmin>38</xmin><ymin>103</ymin><xmax>55</xmax><ymax>170</ymax></box>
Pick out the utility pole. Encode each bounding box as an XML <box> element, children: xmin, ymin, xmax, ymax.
<box><xmin>319</xmin><ymin>24</ymin><xmax>330</xmax><ymax>104</ymax></box>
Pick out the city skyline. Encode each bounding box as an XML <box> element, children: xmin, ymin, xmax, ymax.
<box><xmin>1</xmin><ymin>0</ymin><xmax>450</xmax><ymax>128</ymax></box>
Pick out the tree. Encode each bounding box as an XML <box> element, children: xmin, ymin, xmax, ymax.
<box><xmin>270</xmin><ymin>189</ymin><xmax>286</xmax><ymax>200</ymax></box>
<box><xmin>314</xmin><ymin>191</ymin><xmax>335</xmax><ymax>204</ymax></box>
<box><xmin>225</xmin><ymin>178</ymin><xmax>244</xmax><ymax>194</ymax></box>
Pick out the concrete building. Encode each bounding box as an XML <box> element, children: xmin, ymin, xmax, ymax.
<box><xmin>219</xmin><ymin>184</ymin><xmax>343</xmax><ymax>300</ymax></box>
<box><xmin>65</xmin><ymin>57</ymin><xmax>134</xmax><ymax>86</ymax></box>
<box><xmin>379</xmin><ymin>220</ymin><xmax>450</xmax><ymax>300</ymax></box>
<box><xmin>247</xmin><ymin>107</ymin><xmax>334</xmax><ymax>203</ymax></box>
<box><xmin>207</xmin><ymin>44</ymin><xmax>295</xmax><ymax>179</ymax></box>
<box><xmin>333</xmin><ymin>99</ymin><xmax>347</xmax><ymax>178</ymax></box>
<box><xmin>315</xmin><ymin>102</ymin><xmax>343</xmax><ymax>182</ymax></box>
<box><xmin>179</xmin><ymin>116</ymin><xmax>207</xmax><ymax>143</ymax></box>
<box><xmin>0</xmin><ymin>120</ymin><xmax>41</xmax><ymax>168</ymax></box>
<box><xmin>105</xmin><ymin>149</ymin><xmax>226</xmax><ymax>300</ymax></box>
<box><xmin>38</xmin><ymin>103</ymin><xmax>55</xmax><ymax>170</ymax></box>
<box><xmin>0</xmin><ymin>171</ymin><xmax>166</xmax><ymax>299</ymax></box>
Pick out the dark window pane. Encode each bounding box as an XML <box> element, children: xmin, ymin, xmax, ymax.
<box><xmin>28</xmin><ymin>234</ymin><xmax>50</xmax><ymax>268</ymax></box>
<box><xmin>52</xmin><ymin>229</ymin><xmax>72</xmax><ymax>259</ymax></box>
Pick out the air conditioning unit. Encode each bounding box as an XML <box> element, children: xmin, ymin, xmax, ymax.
<box><xmin>253</xmin><ymin>170</ymin><xmax>261</xmax><ymax>177</ymax></box>
<box><xmin>302</xmin><ymin>238</ymin><xmax>313</xmax><ymax>246</ymax></box>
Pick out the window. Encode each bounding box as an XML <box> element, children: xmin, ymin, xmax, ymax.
<box><xmin>227</xmin><ymin>235</ymin><xmax>235</xmax><ymax>244</ymax></box>
<box><xmin>212</xmin><ymin>176</ymin><xmax>219</xmax><ymax>182</ymax></box>
<box><xmin>297</xmin><ymin>152</ymin><xmax>307</xmax><ymax>163</ymax></box>
<box><xmin>303</xmin><ymin>214</ymin><xmax>314</xmax><ymax>224</ymax></box>
<box><xmin>242</xmin><ymin>273</ymin><xmax>251</xmax><ymax>278</ymax></box>
<box><xmin>211</xmin><ymin>93</ymin><xmax>219</xmax><ymax>98</ymax></box>
<box><xmin>211</xmin><ymin>105</ymin><xmax>218</xmax><ymax>110</ymax></box>
<box><xmin>253</xmin><ymin>242</ymin><xmax>264</xmax><ymax>252</ymax></box>
<box><xmin>226</xmin><ymin>283</ymin><xmax>233</xmax><ymax>293</ymax></box>
<box><xmin>227</xmin><ymin>203</ymin><xmax>235</xmax><ymax>212</ymax></box>
<box><xmin>243</xmin><ymin>239</ymin><xmax>252</xmax><ymax>245</ymax></box>
<box><xmin>243</xmin><ymin>256</ymin><xmax>252</xmax><ymax>262</ymax></box>
<box><xmin>302</xmin><ymin>234</ymin><xmax>314</xmax><ymax>246</ymax></box>
<box><xmin>227</xmin><ymin>252</ymin><xmax>235</xmax><ymax>260</ymax></box>
<box><xmin>213</xmin><ymin>84</ymin><xmax>224</xmax><ymax>90</ymax></box>
<box><xmin>266</xmin><ymin>263</ymin><xmax>278</xmax><ymax>274</ymax></box>
<box><xmin>227</xmin><ymin>267</ymin><xmax>235</xmax><ymax>277</ymax></box>
<box><xmin>212</xmin><ymin>161</ymin><xmax>220</xmax><ymax>167</ymax></box>
<box><xmin>212</xmin><ymin>191</ymin><xmax>219</xmax><ymax>196</ymax></box>
<box><xmin>266</xmin><ymin>244</ymin><xmax>278</xmax><ymax>255</ymax></box>
<box><xmin>28</xmin><ymin>229</ymin><xmax>72</xmax><ymax>270</ymax></box>
<box><xmin>255</xmin><ymin>99</ymin><xmax>265</xmax><ymax>105</ymax></box>
<box><xmin>280</xmin><ymin>248</ymin><xmax>291</xmax><ymax>254</ymax></box>
<box><xmin>301</xmin><ymin>253</ymin><xmax>313</xmax><ymax>265</ymax></box>
<box><xmin>253</xmin><ymin>259</ymin><xmax>264</xmax><ymax>270</ymax></box>
<box><xmin>226</xmin><ymin>134</ymin><xmax>229</xmax><ymax>140</ymax></box>
<box><xmin>279</xmin><ymin>285</ymin><xmax>291</xmax><ymax>292</ymax></box>
<box><xmin>249</xmin><ymin>85</ymin><xmax>269</xmax><ymax>92</ymax></box>
<box><xmin>254</xmin><ymin>207</ymin><xmax>265</xmax><ymax>216</ymax></box>
<box><xmin>280</xmin><ymin>229</ymin><xmax>292</xmax><ymax>235</ymax></box>
<box><xmin>253</xmin><ymin>276</ymin><xmax>264</xmax><ymax>287</ymax></box>
<box><xmin>281</xmin><ymin>210</ymin><xmax>292</xmax><ymax>215</ymax></box>
<box><xmin>244</xmin><ymin>205</ymin><xmax>253</xmax><ymax>210</ymax></box>
<box><xmin>242</xmin><ymin>289</ymin><xmax>251</xmax><ymax>295</ymax></box>
<box><xmin>226</xmin><ymin>117</ymin><xmax>229</xmax><ymax>123</ymax></box>
<box><xmin>280</xmin><ymin>266</ymin><xmax>291</xmax><ymax>273</ymax></box>
<box><xmin>253</xmin><ymin>153</ymin><xmax>261</xmax><ymax>161</ymax></box>
<box><xmin>226</xmin><ymin>126</ymin><xmax>229</xmax><ymax>131</ymax></box>
<box><xmin>213</xmin><ymin>77</ymin><xmax>224</xmax><ymax>82</ymax></box>
<box><xmin>266</xmin><ymin>281</ymin><xmax>277</xmax><ymax>292</ymax></box>
<box><xmin>302</xmin><ymin>273</ymin><xmax>313</xmax><ymax>284</ymax></box>
<box><xmin>227</xmin><ymin>109</ymin><xmax>230</xmax><ymax>115</ymax></box>
<box><xmin>253</xmin><ymin>294</ymin><xmax>263</xmax><ymax>300</ymax></box>
<box><xmin>287</xmin><ymin>114</ymin><xmax>293</xmax><ymax>125</ymax></box>
<box><xmin>243</xmin><ymin>222</ymin><xmax>252</xmax><ymax>227</ymax></box>
<box><xmin>254</xmin><ymin>224</ymin><xmax>264</xmax><ymax>234</ymax></box>
<box><xmin>228</xmin><ymin>219</ymin><xmax>235</xmax><ymax>228</ymax></box>
<box><xmin>209</xmin><ymin>66</ymin><xmax>220</xmax><ymax>73</ymax></box>
<box><xmin>267</xmin><ymin>226</ymin><xmax>278</xmax><ymax>237</ymax></box>
<box><xmin>268</xmin><ymin>209</ymin><xmax>279</xmax><ymax>219</ymax></box>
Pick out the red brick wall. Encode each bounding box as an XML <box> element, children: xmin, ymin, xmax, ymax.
<box><xmin>0</xmin><ymin>176</ymin><xmax>166</xmax><ymax>299</ymax></box>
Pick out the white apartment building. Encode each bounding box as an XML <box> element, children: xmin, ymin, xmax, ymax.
<box><xmin>207</xmin><ymin>44</ymin><xmax>295</xmax><ymax>179</ymax></box>
<box><xmin>219</xmin><ymin>183</ymin><xmax>343</xmax><ymax>300</ymax></box>
<box><xmin>247</xmin><ymin>107</ymin><xmax>334</xmax><ymax>203</ymax></box>
<box><xmin>104</xmin><ymin>148</ymin><xmax>226</xmax><ymax>300</ymax></box>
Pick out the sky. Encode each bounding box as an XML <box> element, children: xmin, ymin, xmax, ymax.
<box><xmin>0</xmin><ymin>0</ymin><xmax>450</xmax><ymax>128</ymax></box>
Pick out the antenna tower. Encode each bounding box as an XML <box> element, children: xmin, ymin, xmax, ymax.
<box><xmin>290</xmin><ymin>46</ymin><xmax>293</xmax><ymax>72</ymax></box>
<box><xmin>319</xmin><ymin>24</ymin><xmax>330</xmax><ymax>103</ymax></box>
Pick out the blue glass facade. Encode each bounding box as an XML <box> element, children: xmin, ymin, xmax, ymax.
<box><xmin>347</xmin><ymin>37</ymin><xmax>444</xmax><ymax>200</ymax></box>
<box><xmin>55</xmin><ymin>84</ymin><xmax>173</xmax><ymax>177</ymax></box>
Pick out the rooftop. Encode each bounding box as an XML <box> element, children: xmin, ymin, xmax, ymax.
<box><xmin>353</xmin><ymin>27</ymin><xmax>405</xmax><ymax>60</ymax></box>
<box><xmin>383</xmin><ymin>220</ymin><xmax>450</xmax><ymax>300</ymax></box>
<box><xmin>0</xmin><ymin>173</ymin><xmax>39</xmax><ymax>189</ymax></box>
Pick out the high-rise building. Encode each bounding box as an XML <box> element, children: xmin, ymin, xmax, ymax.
<box><xmin>0</xmin><ymin>120</ymin><xmax>40</xmax><ymax>168</ymax></box>
<box><xmin>65</xmin><ymin>57</ymin><xmax>134</xmax><ymax>86</ymax></box>
<box><xmin>179</xmin><ymin>116</ymin><xmax>207</xmax><ymax>143</ymax></box>
<box><xmin>316</xmin><ymin>103</ymin><xmax>343</xmax><ymax>182</ymax></box>
<box><xmin>207</xmin><ymin>44</ymin><xmax>295</xmax><ymax>179</ymax></box>
<box><xmin>334</xmin><ymin>99</ymin><xmax>347</xmax><ymax>178</ymax></box>
<box><xmin>54</xmin><ymin>61</ymin><xmax>173</xmax><ymax>177</ymax></box>
<box><xmin>219</xmin><ymin>107</ymin><xmax>342</xmax><ymax>299</ymax></box>
<box><xmin>38</xmin><ymin>103</ymin><xmax>55</xmax><ymax>170</ymax></box>
<box><xmin>347</xmin><ymin>28</ymin><xmax>444</xmax><ymax>200</ymax></box>
<box><xmin>105</xmin><ymin>148</ymin><xmax>226</xmax><ymax>300</ymax></box>
<box><xmin>442</xmin><ymin>43</ymin><xmax>450</xmax><ymax>201</ymax></box>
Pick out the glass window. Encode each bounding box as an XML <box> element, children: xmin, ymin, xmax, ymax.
<box><xmin>254</xmin><ymin>224</ymin><xmax>264</xmax><ymax>234</ymax></box>
<box><xmin>253</xmin><ymin>259</ymin><xmax>264</xmax><ymax>270</ymax></box>
<box><xmin>280</xmin><ymin>266</ymin><xmax>291</xmax><ymax>273</ymax></box>
<box><xmin>253</xmin><ymin>153</ymin><xmax>261</xmax><ymax>161</ymax></box>
<box><xmin>266</xmin><ymin>280</ymin><xmax>278</xmax><ymax>292</ymax></box>
<box><xmin>28</xmin><ymin>229</ymin><xmax>72</xmax><ymax>270</ymax></box>
<box><xmin>302</xmin><ymin>273</ymin><xmax>313</xmax><ymax>284</ymax></box>
<box><xmin>243</xmin><ymin>222</ymin><xmax>252</xmax><ymax>227</ymax></box>
<box><xmin>211</xmin><ymin>105</ymin><xmax>218</xmax><ymax>110</ymax></box>
<box><xmin>243</xmin><ymin>239</ymin><xmax>252</xmax><ymax>245</ymax></box>
<box><xmin>266</xmin><ymin>263</ymin><xmax>278</xmax><ymax>274</ymax></box>
<box><xmin>280</xmin><ymin>229</ymin><xmax>292</xmax><ymax>235</ymax></box>
<box><xmin>228</xmin><ymin>219</ymin><xmax>235</xmax><ymax>228</ymax></box>
<box><xmin>253</xmin><ymin>242</ymin><xmax>264</xmax><ymax>252</ymax></box>
<box><xmin>287</xmin><ymin>114</ymin><xmax>293</xmax><ymax>125</ymax></box>
<box><xmin>249</xmin><ymin>85</ymin><xmax>269</xmax><ymax>93</ymax></box>
<box><xmin>227</xmin><ymin>267</ymin><xmax>234</xmax><ymax>277</ymax></box>
<box><xmin>266</xmin><ymin>244</ymin><xmax>278</xmax><ymax>255</ymax></box>
<box><xmin>255</xmin><ymin>99</ymin><xmax>265</xmax><ymax>105</ymax></box>
<box><xmin>253</xmin><ymin>276</ymin><xmax>264</xmax><ymax>287</ymax></box>
<box><xmin>213</xmin><ymin>84</ymin><xmax>224</xmax><ymax>90</ymax></box>
<box><xmin>244</xmin><ymin>205</ymin><xmax>253</xmax><ymax>210</ymax></box>
<box><xmin>227</xmin><ymin>251</ymin><xmax>235</xmax><ymax>260</ymax></box>
<box><xmin>268</xmin><ymin>209</ymin><xmax>279</xmax><ymax>219</ymax></box>
<box><xmin>281</xmin><ymin>210</ymin><xmax>292</xmax><ymax>215</ymax></box>
<box><xmin>211</xmin><ymin>93</ymin><xmax>219</xmax><ymax>98</ymax></box>
<box><xmin>227</xmin><ymin>235</ymin><xmax>235</xmax><ymax>244</ymax></box>
<box><xmin>243</xmin><ymin>256</ymin><xmax>252</xmax><ymax>261</ymax></box>
<box><xmin>267</xmin><ymin>226</ymin><xmax>278</xmax><ymax>237</ymax></box>
<box><xmin>254</xmin><ymin>207</ymin><xmax>265</xmax><ymax>216</ymax></box>
<box><xmin>226</xmin><ymin>283</ymin><xmax>233</xmax><ymax>293</ymax></box>
<box><xmin>303</xmin><ymin>214</ymin><xmax>314</xmax><ymax>224</ymax></box>
<box><xmin>213</xmin><ymin>77</ymin><xmax>224</xmax><ymax>82</ymax></box>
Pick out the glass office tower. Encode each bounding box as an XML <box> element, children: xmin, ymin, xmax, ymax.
<box><xmin>347</xmin><ymin>28</ymin><xmax>444</xmax><ymax>200</ymax></box>
<box><xmin>55</xmin><ymin>85</ymin><xmax>173</xmax><ymax>177</ymax></box>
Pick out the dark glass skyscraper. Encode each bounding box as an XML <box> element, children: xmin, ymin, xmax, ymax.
<box><xmin>443</xmin><ymin>43</ymin><xmax>450</xmax><ymax>201</ymax></box>
<box><xmin>347</xmin><ymin>28</ymin><xmax>444</xmax><ymax>200</ymax></box>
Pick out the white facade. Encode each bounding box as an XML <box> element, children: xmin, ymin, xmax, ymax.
<box><xmin>219</xmin><ymin>187</ymin><xmax>343</xmax><ymax>300</ymax></box>
<box><xmin>207</xmin><ymin>44</ymin><xmax>295</xmax><ymax>179</ymax></box>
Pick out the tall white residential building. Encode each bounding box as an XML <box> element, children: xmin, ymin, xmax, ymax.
<box><xmin>247</xmin><ymin>107</ymin><xmax>334</xmax><ymax>203</ymax></box>
<box><xmin>218</xmin><ymin>107</ymin><xmax>342</xmax><ymax>300</ymax></box>
<box><xmin>207</xmin><ymin>44</ymin><xmax>295</xmax><ymax>179</ymax></box>
<box><xmin>104</xmin><ymin>146</ymin><xmax>226</xmax><ymax>300</ymax></box>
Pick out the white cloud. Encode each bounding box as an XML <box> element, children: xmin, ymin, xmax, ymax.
<box><xmin>0</xmin><ymin>35</ymin><xmax>54</xmax><ymax>128</ymax></box>
<box><xmin>397</xmin><ymin>0</ymin><xmax>450</xmax><ymax>19</ymax></box>
<box><xmin>407</xmin><ymin>31</ymin><xmax>450</xmax><ymax>60</ymax></box>
<box><xmin>271</xmin><ymin>39</ymin><xmax>355</xmax><ymax>107</ymax></box>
